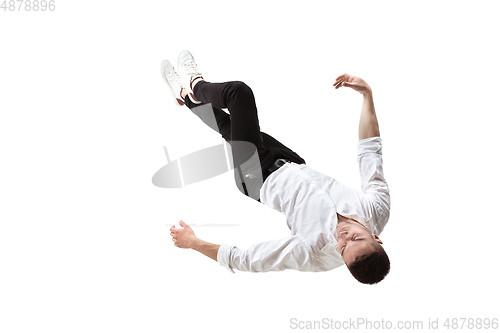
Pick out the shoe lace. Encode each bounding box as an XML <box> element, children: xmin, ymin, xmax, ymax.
<box><xmin>181</xmin><ymin>61</ymin><xmax>202</xmax><ymax>77</ymax></box>
<box><xmin>167</xmin><ymin>70</ymin><xmax>183</xmax><ymax>87</ymax></box>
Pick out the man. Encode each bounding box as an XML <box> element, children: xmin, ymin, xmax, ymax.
<box><xmin>163</xmin><ymin>51</ymin><xmax>391</xmax><ymax>284</ymax></box>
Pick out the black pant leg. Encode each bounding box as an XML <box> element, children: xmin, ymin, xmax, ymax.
<box><xmin>193</xmin><ymin>81</ymin><xmax>266</xmax><ymax>159</ymax></box>
<box><xmin>183</xmin><ymin>81</ymin><xmax>305</xmax><ymax>200</ymax></box>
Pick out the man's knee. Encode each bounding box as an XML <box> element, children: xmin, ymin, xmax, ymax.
<box><xmin>228</xmin><ymin>81</ymin><xmax>253</xmax><ymax>97</ymax></box>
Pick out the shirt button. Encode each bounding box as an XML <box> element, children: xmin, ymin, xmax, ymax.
<box><xmin>311</xmin><ymin>181</ymin><xmax>315</xmax><ymax>184</ymax></box>
<box><xmin>322</xmin><ymin>193</ymin><xmax>325</xmax><ymax>197</ymax></box>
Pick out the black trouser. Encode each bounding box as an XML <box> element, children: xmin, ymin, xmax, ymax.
<box><xmin>184</xmin><ymin>80</ymin><xmax>305</xmax><ymax>198</ymax></box>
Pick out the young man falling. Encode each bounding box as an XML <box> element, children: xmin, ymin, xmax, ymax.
<box><xmin>163</xmin><ymin>51</ymin><xmax>390</xmax><ymax>284</ymax></box>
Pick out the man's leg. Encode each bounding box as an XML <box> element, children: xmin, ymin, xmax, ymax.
<box><xmin>177</xmin><ymin>51</ymin><xmax>277</xmax><ymax>190</ymax></box>
<box><xmin>191</xmin><ymin>80</ymin><xmax>266</xmax><ymax>160</ymax></box>
<box><xmin>191</xmin><ymin>80</ymin><xmax>305</xmax><ymax>169</ymax></box>
<box><xmin>184</xmin><ymin>81</ymin><xmax>305</xmax><ymax>180</ymax></box>
<box><xmin>182</xmin><ymin>80</ymin><xmax>268</xmax><ymax>200</ymax></box>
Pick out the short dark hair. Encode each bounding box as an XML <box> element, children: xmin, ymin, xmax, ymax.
<box><xmin>347</xmin><ymin>246</ymin><xmax>390</xmax><ymax>284</ymax></box>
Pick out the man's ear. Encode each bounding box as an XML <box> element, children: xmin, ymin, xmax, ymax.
<box><xmin>372</xmin><ymin>234</ymin><xmax>383</xmax><ymax>244</ymax></box>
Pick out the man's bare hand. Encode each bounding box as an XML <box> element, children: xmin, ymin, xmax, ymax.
<box><xmin>334</xmin><ymin>73</ymin><xmax>372</xmax><ymax>95</ymax></box>
<box><xmin>170</xmin><ymin>220</ymin><xmax>197</xmax><ymax>249</ymax></box>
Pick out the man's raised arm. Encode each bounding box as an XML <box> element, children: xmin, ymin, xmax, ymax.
<box><xmin>334</xmin><ymin>73</ymin><xmax>380</xmax><ymax>140</ymax></box>
<box><xmin>335</xmin><ymin>74</ymin><xmax>390</xmax><ymax>235</ymax></box>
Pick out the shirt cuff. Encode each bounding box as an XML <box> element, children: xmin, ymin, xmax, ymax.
<box><xmin>217</xmin><ymin>244</ymin><xmax>236</xmax><ymax>274</ymax></box>
<box><xmin>358</xmin><ymin>136</ymin><xmax>382</xmax><ymax>156</ymax></box>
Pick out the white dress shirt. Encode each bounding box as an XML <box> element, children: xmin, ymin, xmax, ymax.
<box><xmin>217</xmin><ymin>136</ymin><xmax>390</xmax><ymax>273</ymax></box>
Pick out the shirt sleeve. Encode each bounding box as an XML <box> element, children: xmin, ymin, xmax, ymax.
<box><xmin>357</xmin><ymin>137</ymin><xmax>391</xmax><ymax>235</ymax></box>
<box><xmin>217</xmin><ymin>235</ymin><xmax>313</xmax><ymax>273</ymax></box>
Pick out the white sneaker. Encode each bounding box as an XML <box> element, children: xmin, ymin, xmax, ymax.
<box><xmin>161</xmin><ymin>60</ymin><xmax>185</xmax><ymax>106</ymax></box>
<box><xmin>177</xmin><ymin>50</ymin><xmax>203</xmax><ymax>104</ymax></box>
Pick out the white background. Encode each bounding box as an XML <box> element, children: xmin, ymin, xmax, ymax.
<box><xmin>1</xmin><ymin>1</ymin><xmax>499</xmax><ymax>332</ymax></box>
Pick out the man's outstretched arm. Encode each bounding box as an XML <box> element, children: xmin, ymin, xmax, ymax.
<box><xmin>334</xmin><ymin>73</ymin><xmax>380</xmax><ymax>140</ymax></box>
<box><xmin>170</xmin><ymin>220</ymin><xmax>315</xmax><ymax>273</ymax></box>
<box><xmin>170</xmin><ymin>220</ymin><xmax>220</xmax><ymax>261</ymax></box>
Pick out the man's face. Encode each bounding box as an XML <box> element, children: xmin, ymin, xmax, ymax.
<box><xmin>337</xmin><ymin>221</ymin><xmax>382</xmax><ymax>266</ymax></box>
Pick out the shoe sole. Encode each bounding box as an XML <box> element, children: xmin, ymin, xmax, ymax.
<box><xmin>161</xmin><ymin>60</ymin><xmax>184</xmax><ymax>107</ymax></box>
<box><xmin>177</xmin><ymin>50</ymin><xmax>202</xmax><ymax>105</ymax></box>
